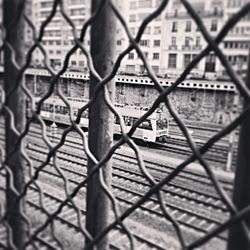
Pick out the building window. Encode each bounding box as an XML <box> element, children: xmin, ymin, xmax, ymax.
<box><xmin>154</xmin><ymin>26</ymin><xmax>161</xmax><ymax>34</ymax></box>
<box><xmin>184</xmin><ymin>54</ymin><xmax>191</xmax><ymax>68</ymax></box>
<box><xmin>138</xmin><ymin>0</ymin><xmax>152</xmax><ymax>8</ymax></box>
<box><xmin>196</xmin><ymin>36</ymin><xmax>201</xmax><ymax>46</ymax></box>
<box><xmin>140</xmin><ymin>40</ymin><xmax>149</xmax><ymax>46</ymax></box>
<box><xmin>184</xmin><ymin>54</ymin><xmax>199</xmax><ymax>68</ymax></box>
<box><xmin>128</xmin><ymin>52</ymin><xmax>134</xmax><ymax>59</ymax></box>
<box><xmin>184</xmin><ymin>37</ymin><xmax>191</xmax><ymax>47</ymax></box>
<box><xmin>185</xmin><ymin>21</ymin><xmax>192</xmax><ymax>32</ymax></box>
<box><xmin>168</xmin><ymin>53</ymin><xmax>177</xmax><ymax>68</ymax></box>
<box><xmin>130</xmin><ymin>27</ymin><xmax>136</xmax><ymax>35</ymax></box>
<box><xmin>205</xmin><ymin>54</ymin><xmax>216</xmax><ymax>72</ymax></box>
<box><xmin>130</xmin><ymin>1</ymin><xmax>136</xmax><ymax>9</ymax></box>
<box><xmin>155</xmin><ymin>15</ymin><xmax>161</xmax><ymax>21</ymax></box>
<box><xmin>172</xmin><ymin>21</ymin><xmax>177</xmax><ymax>32</ymax></box>
<box><xmin>171</xmin><ymin>37</ymin><xmax>176</xmax><ymax>45</ymax></box>
<box><xmin>152</xmin><ymin>65</ymin><xmax>159</xmax><ymax>73</ymax></box>
<box><xmin>153</xmin><ymin>53</ymin><xmax>160</xmax><ymax>60</ymax></box>
<box><xmin>211</xmin><ymin>20</ymin><xmax>218</xmax><ymax>32</ymax></box>
<box><xmin>154</xmin><ymin>40</ymin><xmax>160</xmax><ymax>46</ymax></box>
<box><xmin>192</xmin><ymin>54</ymin><xmax>198</xmax><ymax>68</ymax></box>
<box><xmin>138</xmin><ymin>13</ymin><xmax>148</xmax><ymax>21</ymax></box>
<box><xmin>129</xmin><ymin>14</ymin><xmax>136</xmax><ymax>22</ymax></box>
<box><xmin>117</xmin><ymin>40</ymin><xmax>122</xmax><ymax>46</ymax></box>
<box><xmin>145</xmin><ymin>27</ymin><xmax>151</xmax><ymax>34</ymax></box>
<box><xmin>140</xmin><ymin>65</ymin><xmax>145</xmax><ymax>73</ymax></box>
<box><xmin>79</xmin><ymin>61</ymin><xmax>85</xmax><ymax>66</ymax></box>
<box><xmin>126</xmin><ymin>65</ymin><xmax>135</xmax><ymax>73</ymax></box>
<box><xmin>71</xmin><ymin>61</ymin><xmax>77</xmax><ymax>66</ymax></box>
<box><xmin>70</xmin><ymin>9</ymin><xmax>85</xmax><ymax>16</ymax></box>
<box><xmin>143</xmin><ymin>52</ymin><xmax>148</xmax><ymax>58</ymax></box>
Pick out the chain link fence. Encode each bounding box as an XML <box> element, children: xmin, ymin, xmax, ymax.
<box><xmin>0</xmin><ymin>0</ymin><xmax>250</xmax><ymax>249</ymax></box>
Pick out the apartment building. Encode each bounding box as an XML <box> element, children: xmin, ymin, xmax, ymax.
<box><xmin>117</xmin><ymin>0</ymin><xmax>166</xmax><ymax>75</ymax></box>
<box><xmin>223</xmin><ymin>0</ymin><xmax>250</xmax><ymax>77</ymax></box>
<box><xmin>160</xmin><ymin>0</ymin><xmax>225</xmax><ymax>78</ymax></box>
<box><xmin>30</xmin><ymin>0</ymin><xmax>249</xmax><ymax>79</ymax></box>
<box><xmin>32</xmin><ymin>0</ymin><xmax>90</xmax><ymax>70</ymax></box>
<box><xmin>119</xmin><ymin>0</ymin><xmax>249</xmax><ymax>79</ymax></box>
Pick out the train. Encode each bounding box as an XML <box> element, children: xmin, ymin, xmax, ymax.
<box><xmin>27</xmin><ymin>97</ymin><xmax>169</xmax><ymax>142</ymax></box>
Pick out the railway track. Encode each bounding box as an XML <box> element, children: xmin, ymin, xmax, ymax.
<box><xmin>0</xmin><ymin>121</ymin><xmax>236</xmax><ymax>168</ymax></box>
<box><xmin>23</xmin><ymin>130</ymin><xmax>231</xmax><ymax>239</ymax></box>
<box><xmin>0</xmin><ymin>174</ymin><xmax>166</xmax><ymax>250</ymax></box>
<box><xmin>45</xmin><ymin>122</ymin><xmax>238</xmax><ymax>168</ymax></box>
<box><xmin>153</xmin><ymin>135</ymin><xmax>237</xmax><ymax>166</ymax></box>
<box><xmin>0</xmin><ymin>124</ymin><xmax>233</xmax><ymax>247</ymax></box>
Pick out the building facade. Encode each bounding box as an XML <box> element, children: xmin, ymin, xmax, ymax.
<box><xmin>223</xmin><ymin>0</ymin><xmax>250</xmax><ymax>78</ymax></box>
<box><xmin>32</xmin><ymin>0</ymin><xmax>90</xmax><ymax>71</ymax></box>
<box><xmin>160</xmin><ymin>0</ymin><xmax>225</xmax><ymax>78</ymax></box>
<box><xmin>30</xmin><ymin>0</ymin><xmax>250</xmax><ymax>79</ymax></box>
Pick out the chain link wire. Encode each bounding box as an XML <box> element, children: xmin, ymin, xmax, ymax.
<box><xmin>0</xmin><ymin>0</ymin><xmax>250</xmax><ymax>249</ymax></box>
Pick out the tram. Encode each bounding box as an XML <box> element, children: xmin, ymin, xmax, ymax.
<box><xmin>28</xmin><ymin>97</ymin><xmax>169</xmax><ymax>142</ymax></box>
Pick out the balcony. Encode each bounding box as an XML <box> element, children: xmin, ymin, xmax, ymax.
<box><xmin>169</xmin><ymin>45</ymin><xmax>178</xmax><ymax>50</ymax></box>
<box><xmin>165</xmin><ymin>10</ymin><xmax>223</xmax><ymax>19</ymax></box>
<box><xmin>182</xmin><ymin>45</ymin><xmax>191</xmax><ymax>50</ymax></box>
<box><xmin>192</xmin><ymin>45</ymin><xmax>202</xmax><ymax>50</ymax></box>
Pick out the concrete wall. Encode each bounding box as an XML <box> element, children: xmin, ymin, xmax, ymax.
<box><xmin>25</xmin><ymin>75</ymin><xmax>236</xmax><ymax>125</ymax></box>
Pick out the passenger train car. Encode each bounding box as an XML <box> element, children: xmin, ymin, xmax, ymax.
<box><xmin>28</xmin><ymin>97</ymin><xmax>169</xmax><ymax>142</ymax></box>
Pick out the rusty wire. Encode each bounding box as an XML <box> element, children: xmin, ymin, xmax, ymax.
<box><xmin>0</xmin><ymin>0</ymin><xmax>250</xmax><ymax>249</ymax></box>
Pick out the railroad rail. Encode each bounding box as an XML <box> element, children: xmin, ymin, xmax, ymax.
<box><xmin>0</xmin><ymin>125</ymin><xmax>233</xmax><ymax>239</ymax></box>
<box><xmin>0</xmin><ymin>122</ymin><xmax>233</xmax><ymax>248</ymax></box>
<box><xmin>0</xmin><ymin>170</ymin><xmax>167</xmax><ymax>250</ymax></box>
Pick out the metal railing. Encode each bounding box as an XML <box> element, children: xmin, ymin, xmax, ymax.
<box><xmin>0</xmin><ymin>0</ymin><xmax>250</xmax><ymax>249</ymax></box>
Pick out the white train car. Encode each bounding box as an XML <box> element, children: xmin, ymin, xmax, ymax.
<box><xmin>28</xmin><ymin>97</ymin><xmax>169</xmax><ymax>142</ymax></box>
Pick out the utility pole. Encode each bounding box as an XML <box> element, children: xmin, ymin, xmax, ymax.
<box><xmin>3</xmin><ymin>0</ymin><xmax>26</xmax><ymax>248</ymax></box>
<box><xmin>227</xmin><ymin>51</ymin><xmax>250</xmax><ymax>249</ymax></box>
<box><xmin>86</xmin><ymin>0</ymin><xmax>116</xmax><ymax>249</ymax></box>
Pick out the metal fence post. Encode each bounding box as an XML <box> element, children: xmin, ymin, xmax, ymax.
<box><xmin>3</xmin><ymin>0</ymin><xmax>26</xmax><ymax>248</ymax></box>
<box><xmin>86</xmin><ymin>0</ymin><xmax>116</xmax><ymax>249</ymax></box>
<box><xmin>228</xmin><ymin>51</ymin><xmax>250</xmax><ymax>249</ymax></box>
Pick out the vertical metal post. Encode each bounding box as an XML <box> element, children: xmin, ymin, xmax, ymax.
<box><xmin>228</xmin><ymin>51</ymin><xmax>250</xmax><ymax>249</ymax></box>
<box><xmin>3</xmin><ymin>0</ymin><xmax>26</xmax><ymax>248</ymax></box>
<box><xmin>226</xmin><ymin>131</ymin><xmax>234</xmax><ymax>171</ymax></box>
<box><xmin>86</xmin><ymin>0</ymin><xmax>116</xmax><ymax>249</ymax></box>
<box><xmin>34</xmin><ymin>71</ymin><xmax>37</xmax><ymax>95</ymax></box>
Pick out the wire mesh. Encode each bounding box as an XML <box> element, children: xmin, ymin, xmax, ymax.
<box><xmin>0</xmin><ymin>0</ymin><xmax>249</xmax><ymax>249</ymax></box>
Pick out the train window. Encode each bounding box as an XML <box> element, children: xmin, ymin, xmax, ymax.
<box><xmin>55</xmin><ymin>106</ymin><xmax>61</xmax><ymax>113</ymax></box>
<box><xmin>73</xmin><ymin>109</ymin><xmax>78</xmax><ymax>116</ymax></box>
<box><xmin>114</xmin><ymin>116</ymin><xmax>119</xmax><ymax>124</ymax></box>
<box><xmin>124</xmin><ymin>116</ymin><xmax>132</xmax><ymax>126</ymax></box>
<box><xmin>43</xmin><ymin>104</ymin><xmax>47</xmax><ymax>111</ymax></box>
<box><xmin>81</xmin><ymin>110</ymin><xmax>88</xmax><ymax>118</ymax></box>
<box><xmin>157</xmin><ymin>119</ymin><xmax>168</xmax><ymax>130</ymax></box>
<box><xmin>61</xmin><ymin>107</ymin><xmax>66</xmax><ymax>114</ymax></box>
<box><xmin>41</xmin><ymin>103</ymin><xmax>45</xmax><ymax>111</ymax></box>
<box><xmin>49</xmin><ymin>104</ymin><xmax>53</xmax><ymax>112</ymax></box>
<box><xmin>138</xmin><ymin>120</ymin><xmax>152</xmax><ymax>130</ymax></box>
